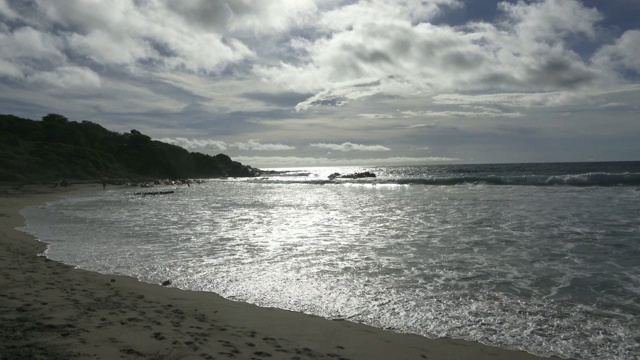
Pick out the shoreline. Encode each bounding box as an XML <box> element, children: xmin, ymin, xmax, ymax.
<box><xmin>0</xmin><ymin>184</ymin><xmax>560</xmax><ymax>359</ymax></box>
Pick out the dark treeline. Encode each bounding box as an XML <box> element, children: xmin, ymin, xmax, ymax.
<box><xmin>0</xmin><ymin>113</ymin><xmax>259</xmax><ymax>182</ymax></box>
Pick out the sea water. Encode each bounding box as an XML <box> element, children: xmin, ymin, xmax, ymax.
<box><xmin>20</xmin><ymin>162</ymin><xmax>640</xmax><ymax>360</ymax></box>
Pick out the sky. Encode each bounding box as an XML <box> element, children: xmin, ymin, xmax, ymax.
<box><xmin>1</xmin><ymin>0</ymin><xmax>639</xmax><ymax>168</ymax></box>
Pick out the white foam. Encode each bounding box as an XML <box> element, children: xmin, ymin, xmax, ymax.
<box><xmin>19</xmin><ymin>176</ymin><xmax>640</xmax><ymax>360</ymax></box>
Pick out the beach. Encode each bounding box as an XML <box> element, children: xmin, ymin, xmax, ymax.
<box><xmin>1</xmin><ymin>183</ymin><xmax>560</xmax><ymax>360</ymax></box>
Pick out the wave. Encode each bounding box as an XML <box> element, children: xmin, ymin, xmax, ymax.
<box><xmin>252</xmin><ymin>172</ymin><xmax>640</xmax><ymax>187</ymax></box>
<box><xmin>398</xmin><ymin>172</ymin><xmax>640</xmax><ymax>186</ymax></box>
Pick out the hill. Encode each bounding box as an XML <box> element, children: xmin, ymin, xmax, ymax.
<box><xmin>0</xmin><ymin>113</ymin><xmax>259</xmax><ymax>182</ymax></box>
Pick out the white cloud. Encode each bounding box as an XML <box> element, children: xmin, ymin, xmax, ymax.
<box><xmin>28</xmin><ymin>66</ymin><xmax>101</xmax><ymax>89</ymax></box>
<box><xmin>293</xmin><ymin>82</ymin><xmax>381</xmax><ymax>111</ymax></box>
<box><xmin>358</xmin><ymin>113</ymin><xmax>394</xmax><ymax>119</ymax></box>
<box><xmin>310</xmin><ymin>142</ymin><xmax>391</xmax><ymax>152</ymax></box>
<box><xmin>230</xmin><ymin>139</ymin><xmax>296</xmax><ymax>151</ymax></box>
<box><xmin>32</xmin><ymin>0</ymin><xmax>318</xmax><ymax>73</ymax></box>
<box><xmin>406</xmin><ymin>123</ymin><xmax>436</xmax><ymax>129</ymax></box>
<box><xmin>157</xmin><ymin>138</ymin><xmax>228</xmax><ymax>151</ymax></box>
<box><xmin>234</xmin><ymin>155</ymin><xmax>461</xmax><ymax>168</ymax></box>
<box><xmin>17</xmin><ymin>1</ymin><xmax>257</xmax><ymax>73</ymax></box>
<box><xmin>158</xmin><ymin>138</ymin><xmax>296</xmax><ymax>152</ymax></box>
<box><xmin>592</xmin><ymin>30</ymin><xmax>640</xmax><ymax>76</ymax></box>
<box><xmin>432</xmin><ymin>92</ymin><xmax>579</xmax><ymax>108</ymax></box>
<box><xmin>258</xmin><ymin>0</ymin><xmax>609</xmax><ymax>111</ymax></box>
<box><xmin>317</xmin><ymin>0</ymin><xmax>462</xmax><ymax>32</ymax></box>
<box><xmin>599</xmin><ymin>102</ymin><xmax>625</xmax><ymax>109</ymax></box>
<box><xmin>400</xmin><ymin>108</ymin><xmax>523</xmax><ymax>118</ymax></box>
<box><xmin>2</xmin><ymin>0</ymin><xmax>631</xmax><ymax>107</ymax></box>
<box><xmin>496</xmin><ymin>0</ymin><xmax>601</xmax><ymax>42</ymax></box>
<box><xmin>0</xmin><ymin>0</ymin><xmax>18</xmax><ymax>20</ymax></box>
<box><xmin>0</xmin><ymin>59</ymin><xmax>22</xmax><ymax>78</ymax></box>
<box><xmin>0</xmin><ymin>26</ymin><xmax>64</xmax><ymax>62</ymax></box>
<box><xmin>67</xmin><ymin>30</ymin><xmax>156</xmax><ymax>65</ymax></box>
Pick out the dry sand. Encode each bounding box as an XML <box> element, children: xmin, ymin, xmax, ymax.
<box><xmin>0</xmin><ymin>183</ymin><xmax>560</xmax><ymax>360</ymax></box>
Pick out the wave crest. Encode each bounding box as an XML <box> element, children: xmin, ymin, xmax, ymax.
<box><xmin>252</xmin><ymin>172</ymin><xmax>640</xmax><ymax>187</ymax></box>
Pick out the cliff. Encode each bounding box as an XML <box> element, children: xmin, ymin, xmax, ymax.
<box><xmin>0</xmin><ymin>113</ymin><xmax>259</xmax><ymax>182</ymax></box>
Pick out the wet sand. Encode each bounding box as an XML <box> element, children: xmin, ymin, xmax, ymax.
<box><xmin>0</xmin><ymin>183</ymin><xmax>560</xmax><ymax>359</ymax></box>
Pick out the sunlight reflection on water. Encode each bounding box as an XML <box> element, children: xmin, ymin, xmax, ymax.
<box><xmin>20</xmin><ymin>171</ymin><xmax>640</xmax><ymax>360</ymax></box>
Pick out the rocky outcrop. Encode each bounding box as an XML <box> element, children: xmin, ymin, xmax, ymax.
<box><xmin>328</xmin><ymin>171</ymin><xmax>376</xmax><ymax>180</ymax></box>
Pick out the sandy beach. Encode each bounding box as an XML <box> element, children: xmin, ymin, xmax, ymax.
<box><xmin>0</xmin><ymin>183</ymin><xmax>560</xmax><ymax>360</ymax></box>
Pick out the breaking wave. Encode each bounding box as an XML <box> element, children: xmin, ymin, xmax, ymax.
<box><xmin>394</xmin><ymin>172</ymin><xmax>640</xmax><ymax>186</ymax></box>
<box><xmin>254</xmin><ymin>172</ymin><xmax>640</xmax><ymax>187</ymax></box>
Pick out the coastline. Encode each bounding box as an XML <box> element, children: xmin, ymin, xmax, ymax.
<box><xmin>0</xmin><ymin>184</ymin><xmax>560</xmax><ymax>360</ymax></box>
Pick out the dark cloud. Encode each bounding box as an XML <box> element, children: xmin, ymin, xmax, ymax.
<box><xmin>353</xmin><ymin>48</ymin><xmax>393</xmax><ymax>64</ymax></box>
<box><xmin>528</xmin><ymin>56</ymin><xmax>597</xmax><ymax>89</ymax></box>
<box><xmin>308</xmin><ymin>97</ymin><xmax>345</xmax><ymax>107</ymax></box>
<box><xmin>163</xmin><ymin>1</ymin><xmax>233</xmax><ymax>32</ymax></box>
<box><xmin>241</xmin><ymin>91</ymin><xmax>313</xmax><ymax>107</ymax></box>
<box><xmin>441</xmin><ymin>50</ymin><xmax>485</xmax><ymax>70</ymax></box>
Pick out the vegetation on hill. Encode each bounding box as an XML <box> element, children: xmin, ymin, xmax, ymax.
<box><xmin>0</xmin><ymin>113</ymin><xmax>259</xmax><ymax>182</ymax></box>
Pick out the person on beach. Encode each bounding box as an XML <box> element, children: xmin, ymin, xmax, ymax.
<box><xmin>102</xmin><ymin>180</ymin><xmax>107</xmax><ymax>190</ymax></box>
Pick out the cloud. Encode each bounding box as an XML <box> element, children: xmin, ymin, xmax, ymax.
<box><xmin>28</xmin><ymin>66</ymin><xmax>101</xmax><ymax>89</ymax></box>
<box><xmin>432</xmin><ymin>92</ymin><xmax>578</xmax><ymax>108</ymax></box>
<box><xmin>358</xmin><ymin>113</ymin><xmax>395</xmax><ymax>119</ymax></box>
<box><xmin>599</xmin><ymin>102</ymin><xmax>625</xmax><ymax>109</ymax></box>
<box><xmin>0</xmin><ymin>59</ymin><xmax>22</xmax><ymax>78</ymax></box>
<box><xmin>157</xmin><ymin>138</ymin><xmax>228</xmax><ymax>151</ymax></box>
<box><xmin>67</xmin><ymin>30</ymin><xmax>157</xmax><ymax>66</ymax></box>
<box><xmin>234</xmin><ymin>155</ymin><xmax>461</xmax><ymax>168</ymax></box>
<box><xmin>592</xmin><ymin>30</ymin><xmax>640</xmax><ymax>75</ymax></box>
<box><xmin>0</xmin><ymin>0</ymin><xmax>638</xmax><ymax>168</ymax></box>
<box><xmin>7</xmin><ymin>1</ymin><xmax>255</xmax><ymax>74</ymax></box>
<box><xmin>36</xmin><ymin>0</ymin><xmax>317</xmax><ymax>72</ymax></box>
<box><xmin>400</xmin><ymin>108</ymin><xmax>523</xmax><ymax>118</ymax></box>
<box><xmin>0</xmin><ymin>0</ymin><xmax>18</xmax><ymax>19</ymax></box>
<box><xmin>293</xmin><ymin>83</ymin><xmax>380</xmax><ymax>111</ymax></box>
<box><xmin>310</xmin><ymin>142</ymin><xmax>391</xmax><ymax>152</ymax></box>
<box><xmin>242</xmin><ymin>91</ymin><xmax>314</xmax><ymax>107</ymax></box>
<box><xmin>164</xmin><ymin>0</ymin><xmax>318</xmax><ymax>34</ymax></box>
<box><xmin>0</xmin><ymin>26</ymin><xmax>66</xmax><ymax>79</ymax></box>
<box><xmin>3</xmin><ymin>0</ymin><xmax>631</xmax><ymax>113</ymax></box>
<box><xmin>496</xmin><ymin>0</ymin><xmax>602</xmax><ymax>41</ymax></box>
<box><xmin>406</xmin><ymin>123</ymin><xmax>437</xmax><ymax>129</ymax></box>
<box><xmin>158</xmin><ymin>138</ymin><xmax>296</xmax><ymax>152</ymax></box>
<box><xmin>257</xmin><ymin>0</ymin><xmax>610</xmax><ymax>111</ymax></box>
<box><xmin>317</xmin><ymin>0</ymin><xmax>463</xmax><ymax>32</ymax></box>
<box><xmin>230</xmin><ymin>139</ymin><xmax>296</xmax><ymax>151</ymax></box>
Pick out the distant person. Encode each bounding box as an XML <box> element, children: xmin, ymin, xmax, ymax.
<box><xmin>102</xmin><ymin>180</ymin><xmax>107</xmax><ymax>190</ymax></box>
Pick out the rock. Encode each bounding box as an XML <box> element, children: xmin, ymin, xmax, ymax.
<box><xmin>328</xmin><ymin>171</ymin><xmax>376</xmax><ymax>180</ymax></box>
<box><xmin>161</xmin><ymin>280</ymin><xmax>171</xmax><ymax>286</ymax></box>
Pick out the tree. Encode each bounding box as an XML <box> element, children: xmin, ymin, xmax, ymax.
<box><xmin>42</xmin><ymin>113</ymin><xmax>69</xmax><ymax>124</ymax></box>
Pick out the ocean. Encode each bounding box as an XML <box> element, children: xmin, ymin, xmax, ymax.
<box><xmin>20</xmin><ymin>162</ymin><xmax>640</xmax><ymax>360</ymax></box>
